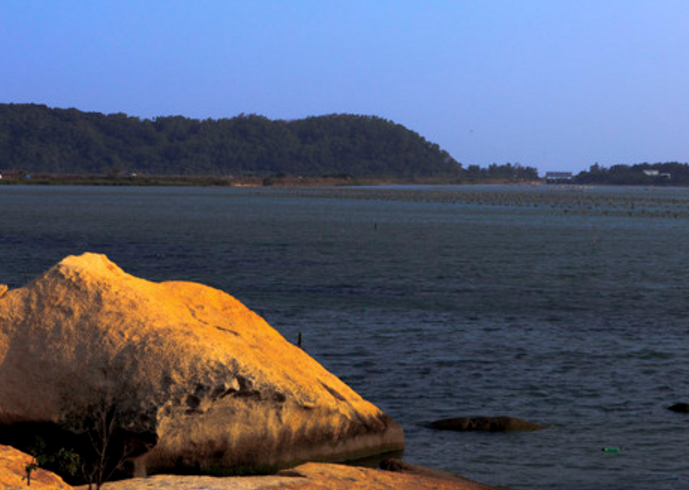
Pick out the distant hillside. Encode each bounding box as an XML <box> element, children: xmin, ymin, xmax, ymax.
<box><xmin>0</xmin><ymin>104</ymin><xmax>461</xmax><ymax>179</ymax></box>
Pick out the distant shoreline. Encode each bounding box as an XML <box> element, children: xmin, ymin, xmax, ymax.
<box><xmin>4</xmin><ymin>174</ymin><xmax>689</xmax><ymax>188</ymax></box>
<box><xmin>0</xmin><ymin>173</ymin><xmax>533</xmax><ymax>188</ymax></box>
<box><xmin>0</xmin><ymin>174</ymin><xmax>365</xmax><ymax>188</ymax></box>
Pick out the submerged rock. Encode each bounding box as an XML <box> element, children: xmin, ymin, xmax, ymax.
<box><xmin>667</xmin><ymin>403</ymin><xmax>689</xmax><ymax>413</ymax></box>
<box><xmin>429</xmin><ymin>416</ymin><xmax>544</xmax><ymax>432</ymax></box>
<box><xmin>0</xmin><ymin>253</ymin><xmax>403</xmax><ymax>477</ymax></box>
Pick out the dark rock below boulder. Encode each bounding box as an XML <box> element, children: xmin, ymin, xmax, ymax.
<box><xmin>430</xmin><ymin>416</ymin><xmax>545</xmax><ymax>432</ymax></box>
<box><xmin>667</xmin><ymin>403</ymin><xmax>689</xmax><ymax>413</ymax></box>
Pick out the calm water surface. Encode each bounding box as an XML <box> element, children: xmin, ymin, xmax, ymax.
<box><xmin>1</xmin><ymin>184</ymin><xmax>688</xmax><ymax>490</ymax></box>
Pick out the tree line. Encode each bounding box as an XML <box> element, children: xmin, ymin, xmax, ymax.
<box><xmin>0</xmin><ymin>104</ymin><xmax>463</xmax><ymax>179</ymax></box>
<box><xmin>465</xmin><ymin>162</ymin><xmax>539</xmax><ymax>182</ymax></box>
<box><xmin>574</xmin><ymin>162</ymin><xmax>689</xmax><ymax>185</ymax></box>
<box><xmin>0</xmin><ymin>104</ymin><xmax>543</xmax><ymax>183</ymax></box>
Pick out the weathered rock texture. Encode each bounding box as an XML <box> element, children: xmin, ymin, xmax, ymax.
<box><xmin>0</xmin><ymin>253</ymin><xmax>403</xmax><ymax>476</ymax></box>
<box><xmin>430</xmin><ymin>416</ymin><xmax>544</xmax><ymax>432</ymax></box>
<box><xmin>88</xmin><ymin>462</ymin><xmax>502</xmax><ymax>490</ymax></box>
<box><xmin>0</xmin><ymin>444</ymin><xmax>72</xmax><ymax>490</ymax></box>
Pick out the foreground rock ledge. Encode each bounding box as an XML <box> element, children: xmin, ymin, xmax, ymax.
<box><xmin>0</xmin><ymin>253</ymin><xmax>404</xmax><ymax>476</ymax></box>
<box><xmin>89</xmin><ymin>462</ymin><xmax>503</xmax><ymax>490</ymax></box>
<box><xmin>1</xmin><ymin>446</ymin><xmax>505</xmax><ymax>490</ymax></box>
<box><xmin>0</xmin><ymin>444</ymin><xmax>71</xmax><ymax>490</ymax></box>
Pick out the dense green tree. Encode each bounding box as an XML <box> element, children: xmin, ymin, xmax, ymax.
<box><xmin>464</xmin><ymin>162</ymin><xmax>537</xmax><ymax>182</ymax></box>
<box><xmin>0</xmin><ymin>104</ymin><xmax>463</xmax><ymax>179</ymax></box>
<box><xmin>574</xmin><ymin>162</ymin><xmax>689</xmax><ymax>185</ymax></box>
<box><xmin>0</xmin><ymin>104</ymin><xmax>546</xmax><ymax>182</ymax></box>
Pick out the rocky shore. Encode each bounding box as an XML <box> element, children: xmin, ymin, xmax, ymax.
<box><xmin>0</xmin><ymin>253</ymin><xmax>403</xmax><ymax>478</ymax></box>
<box><xmin>0</xmin><ymin>254</ymin><xmax>505</xmax><ymax>489</ymax></box>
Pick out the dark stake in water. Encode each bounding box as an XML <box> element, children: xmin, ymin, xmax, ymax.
<box><xmin>1</xmin><ymin>184</ymin><xmax>688</xmax><ymax>490</ymax></box>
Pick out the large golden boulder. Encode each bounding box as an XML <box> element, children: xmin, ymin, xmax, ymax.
<box><xmin>0</xmin><ymin>253</ymin><xmax>403</xmax><ymax>477</ymax></box>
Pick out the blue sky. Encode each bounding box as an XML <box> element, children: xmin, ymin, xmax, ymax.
<box><xmin>2</xmin><ymin>1</ymin><xmax>689</xmax><ymax>174</ymax></box>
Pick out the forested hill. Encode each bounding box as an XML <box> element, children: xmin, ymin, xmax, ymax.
<box><xmin>0</xmin><ymin>104</ymin><xmax>461</xmax><ymax>179</ymax></box>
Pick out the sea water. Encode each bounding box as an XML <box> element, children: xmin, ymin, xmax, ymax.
<box><xmin>0</xmin><ymin>184</ymin><xmax>688</xmax><ymax>490</ymax></box>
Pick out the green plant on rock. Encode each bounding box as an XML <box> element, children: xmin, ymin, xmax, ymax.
<box><xmin>24</xmin><ymin>458</ymin><xmax>39</xmax><ymax>486</ymax></box>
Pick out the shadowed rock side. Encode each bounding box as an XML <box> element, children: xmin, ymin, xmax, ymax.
<box><xmin>0</xmin><ymin>253</ymin><xmax>404</xmax><ymax>476</ymax></box>
<box><xmin>430</xmin><ymin>416</ymin><xmax>544</xmax><ymax>432</ymax></box>
<box><xmin>0</xmin><ymin>444</ymin><xmax>72</xmax><ymax>490</ymax></box>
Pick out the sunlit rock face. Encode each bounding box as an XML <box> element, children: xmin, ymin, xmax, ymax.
<box><xmin>0</xmin><ymin>444</ymin><xmax>72</xmax><ymax>490</ymax></box>
<box><xmin>0</xmin><ymin>253</ymin><xmax>403</xmax><ymax>475</ymax></box>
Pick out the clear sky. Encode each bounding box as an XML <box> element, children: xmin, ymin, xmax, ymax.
<box><xmin>2</xmin><ymin>1</ymin><xmax>689</xmax><ymax>174</ymax></box>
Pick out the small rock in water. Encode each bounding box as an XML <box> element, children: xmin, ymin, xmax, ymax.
<box><xmin>429</xmin><ymin>416</ymin><xmax>545</xmax><ymax>432</ymax></box>
<box><xmin>667</xmin><ymin>403</ymin><xmax>689</xmax><ymax>413</ymax></box>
